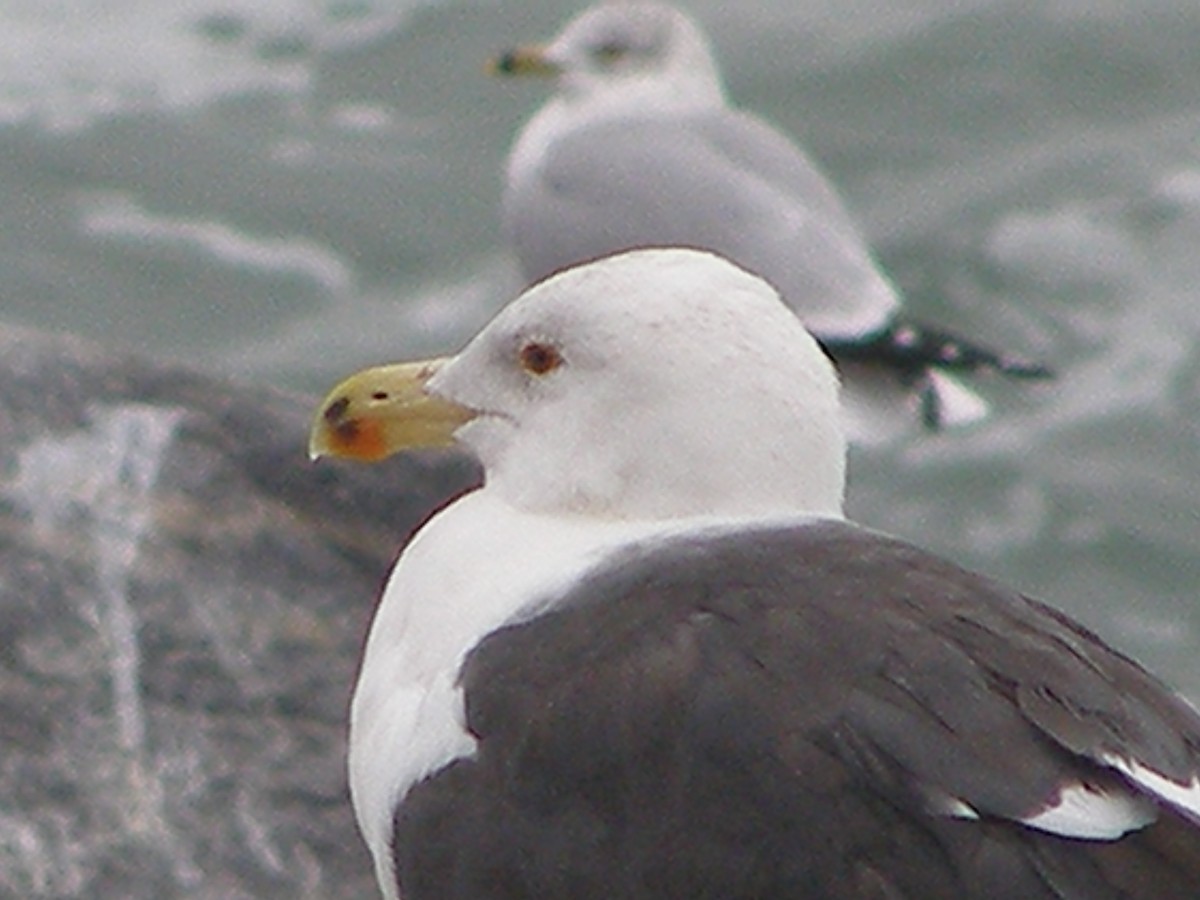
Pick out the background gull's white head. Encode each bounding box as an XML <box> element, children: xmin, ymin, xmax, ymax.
<box><xmin>517</xmin><ymin>1</ymin><xmax>723</xmax><ymax>108</ymax></box>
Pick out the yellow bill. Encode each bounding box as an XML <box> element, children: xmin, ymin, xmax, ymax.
<box><xmin>309</xmin><ymin>358</ymin><xmax>475</xmax><ymax>463</ymax></box>
<box><xmin>487</xmin><ymin>44</ymin><xmax>560</xmax><ymax>77</ymax></box>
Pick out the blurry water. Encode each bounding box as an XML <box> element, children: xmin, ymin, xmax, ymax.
<box><xmin>3</xmin><ymin>0</ymin><xmax>1200</xmax><ymax>697</ymax></box>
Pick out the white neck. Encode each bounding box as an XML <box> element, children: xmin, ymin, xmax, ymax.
<box><xmin>349</xmin><ymin>489</ymin><xmax>838</xmax><ymax>897</ymax></box>
<box><xmin>506</xmin><ymin>56</ymin><xmax>723</xmax><ymax>203</ymax></box>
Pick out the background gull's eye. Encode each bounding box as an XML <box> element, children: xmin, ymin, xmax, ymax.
<box><xmin>592</xmin><ymin>40</ymin><xmax>628</xmax><ymax>64</ymax></box>
<box><xmin>519</xmin><ymin>341</ymin><xmax>564</xmax><ymax>375</ymax></box>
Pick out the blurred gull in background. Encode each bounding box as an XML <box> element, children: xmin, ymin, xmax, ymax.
<box><xmin>492</xmin><ymin>1</ymin><xmax>1050</xmax><ymax>440</ymax></box>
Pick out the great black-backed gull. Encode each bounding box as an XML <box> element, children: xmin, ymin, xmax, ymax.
<box><xmin>311</xmin><ymin>248</ymin><xmax>1200</xmax><ymax>899</ymax></box>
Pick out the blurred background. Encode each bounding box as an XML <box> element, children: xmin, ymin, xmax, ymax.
<box><xmin>2</xmin><ymin>0</ymin><xmax>1200</xmax><ymax>698</ymax></box>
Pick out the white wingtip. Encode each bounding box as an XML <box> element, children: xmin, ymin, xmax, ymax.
<box><xmin>1103</xmin><ymin>755</ymin><xmax>1200</xmax><ymax>825</ymax></box>
<box><xmin>1020</xmin><ymin>780</ymin><xmax>1157</xmax><ymax>839</ymax></box>
<box><xmin>926</xmin><ymin>370</ymin><xmax>989</xmax><ymax>427</ymax></box>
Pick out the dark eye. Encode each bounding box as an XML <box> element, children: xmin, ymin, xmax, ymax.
<box><xmin>519</xmin><ymin>341</ymin><xmax>564</xmax><ymax>376</ymax></box>
<box><xmin>593</xmin><ymin>40</ymin><xmax>628</xmax><ymax>63</ymax></box>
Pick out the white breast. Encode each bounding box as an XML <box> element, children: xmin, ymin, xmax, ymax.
<box><xmin>349</xmin><ymin>491</ymin><xmax>707</xmax><ymax>897</ymax></box>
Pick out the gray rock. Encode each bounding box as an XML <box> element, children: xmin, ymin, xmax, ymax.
<box><xmin>0</xmin><ymin>325</ymin><xmax>479</xmax><ymax>899</ymax></box>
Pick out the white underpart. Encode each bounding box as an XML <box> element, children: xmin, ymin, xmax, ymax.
<box><xmin>836</xmin><ymin>363</ymin><xmax>926</xmax><ymax>446</ymax></box>
<box><xmin>819</xmin><ymin>367</ymin><xmax>992</xmax><ymax>446</ymax></box>
<box><xmin>1020</xmin><ymin>781</ymin><xmax>1157</xmax><ymax>840</ymax></box>
<box><xmin>1103</xmin><ymin>754</ymin><xmax>1200</xmax><ymax>824</ymax></box>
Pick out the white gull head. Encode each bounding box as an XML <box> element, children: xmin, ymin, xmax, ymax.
<box><xmin>430</xmin><ymin>247</ymin><xmax>846</xmax><ymax>521</ymax></box>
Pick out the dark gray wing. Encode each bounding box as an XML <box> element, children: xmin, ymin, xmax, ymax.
<box><xmin>394</xmin><ymin>521</ymin><xmax>1200</xmax><ymax>899</ymax></box>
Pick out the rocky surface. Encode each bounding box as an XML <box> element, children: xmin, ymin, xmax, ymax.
<box><xmin>0</xmin><ymin>325</ymin><xmax>479</xmax><ymax>899</ymax></box>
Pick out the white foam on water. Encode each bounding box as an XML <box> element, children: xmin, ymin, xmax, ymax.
<box><xmin>80</xmin><ymin>192</ymin><xmax>356</xmax><ymax>295</ymax></box>
<box><xmin>0</xmin><ymin>0</ymin><xmax>429</xmax><ymax>129</ymax></box>
<box><xmin>216</xmin><ymin>253</ymin><xmax>516</xmax><ymax>388</ymax></box>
